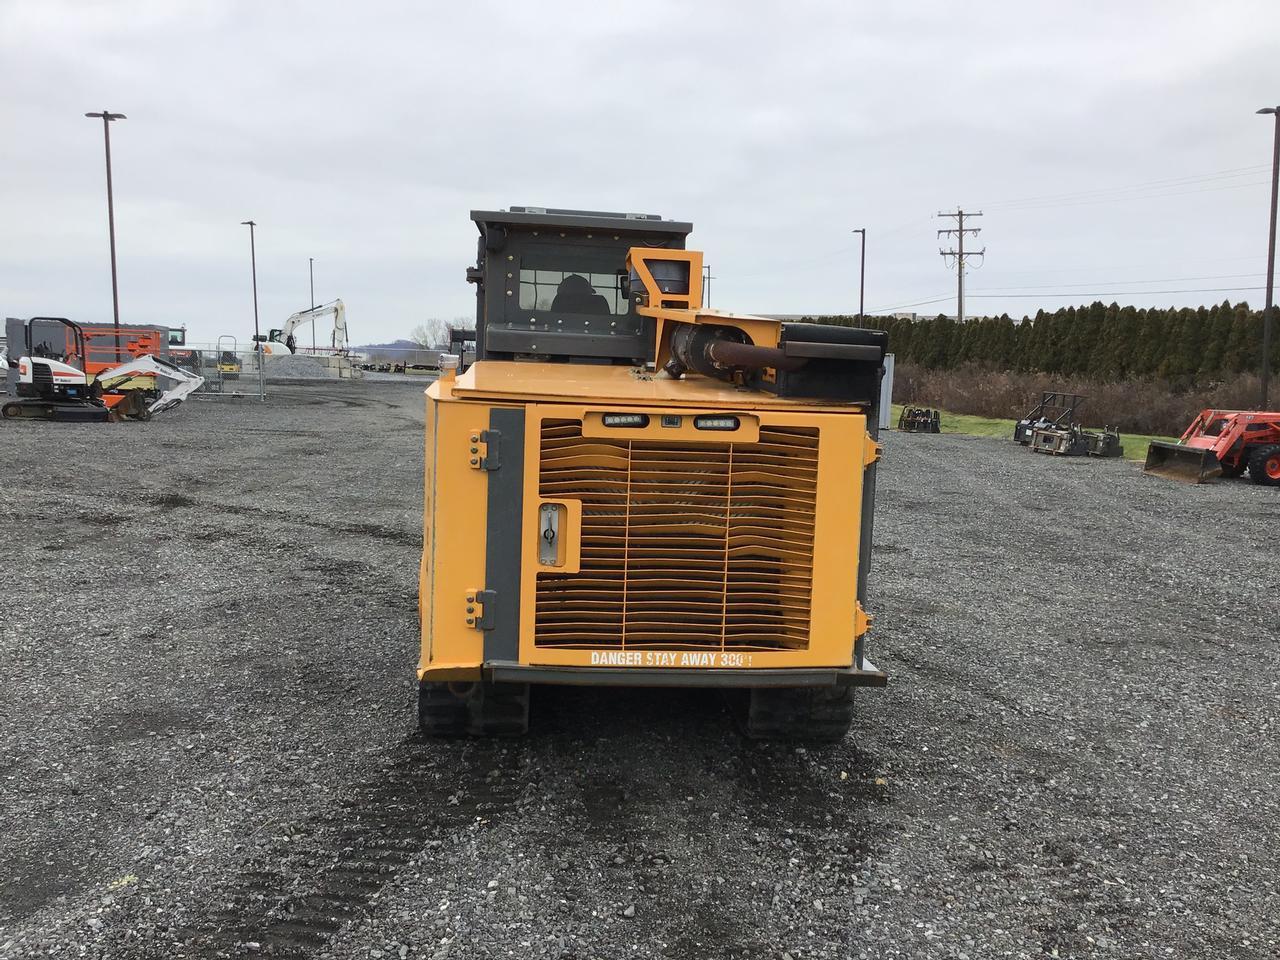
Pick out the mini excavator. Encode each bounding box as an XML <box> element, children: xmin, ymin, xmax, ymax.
<box><xmin>3</xmin><ymin>317</ymin><xmax>203</xmax><ymax>422</ymax></box>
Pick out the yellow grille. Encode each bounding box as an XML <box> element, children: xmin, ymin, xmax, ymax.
<box><xmin>534</xmin><ymin>418</ymin><xmax>818</xmax><ymax>651</ymax></box>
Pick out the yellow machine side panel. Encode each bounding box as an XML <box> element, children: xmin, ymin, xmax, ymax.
<box><xmin>418</xmin><ymin>387</ymin><xmax>434</xmax><ymax>650</ymax></box>
<box><xmin>807</xmin><ymin>412</ymin><xmax>866</xmax><ymax>662</ymax></box>
<box><xmin>418</xmin><ymin>387</ymin><xmax>493</xmax><ymax>680</ymax></box>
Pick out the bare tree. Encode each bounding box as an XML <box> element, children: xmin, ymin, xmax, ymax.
<box><xmin>409</xmin><ymin>318</ymin><xmax>449</xmax><ymax>348</ymax></box>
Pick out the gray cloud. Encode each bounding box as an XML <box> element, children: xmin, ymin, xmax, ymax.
<box><xmin>2</xmin><ymin>0</ymin><xmax>1278</xmax><ymax>347</ymax></box>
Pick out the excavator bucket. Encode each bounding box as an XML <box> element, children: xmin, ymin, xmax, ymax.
<box><xmin>1143</xmin><ymin>441</ymin><xmax>1222</xmax><ymax>483</ymax></box>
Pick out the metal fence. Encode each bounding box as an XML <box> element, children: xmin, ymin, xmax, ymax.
<box><xmin>175</xmin><ymin>338</ymin><xmax>369</xmax><ymax>400</ymax></box>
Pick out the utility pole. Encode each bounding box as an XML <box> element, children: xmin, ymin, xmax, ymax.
<box><xmin>85</xmin><ymin>110</ymin><xmax>126</xmax><ymax>362</ymax></box>
<box><xmin>309</xmin><ymin>257</ymin><xmax>316</xmax><ymax>354</ymax></box>
<box><xmin>703</xmin><ymin>263</ymin><xmax>716</xmax><ymax>308</ymax></box>
<box><xmin>938</xmin><ymin>209</ymin><xmax>984</xmax><ymax>323</ymax></box>
<box><xmin>852</xmin><ymin>228</ymin><xmax>866</xmax><ymax>320</ymax></box>
<box><xmin>1258</xmin><ymin>106</ymin><xmax>1279</xmax><ymax>407</ymax></box>
<box><xmin>241</xmin><ymin>220</ymin><xmax>265</xmax><ymax>401</ymax></box>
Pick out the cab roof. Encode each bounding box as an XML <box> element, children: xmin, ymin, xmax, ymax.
<box><xmin>470</xmin><ymin>206</ymin><xmax>692</xmax><ymax>236</ymax></box>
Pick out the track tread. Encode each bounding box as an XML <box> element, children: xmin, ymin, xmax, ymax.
<box><xmin>745</xmin><ymin>686</ymin><xmax>856</xmax><ymax>742</ymax></box>
<box><xmin>417</xmin><ymin>682</ymin><xmax>467</xmax><ymax>736</ymax></box>
<box><xmin>418</xmin><ymin>681</ymin><xmax>530</xmax><ymax>737</ymax></box>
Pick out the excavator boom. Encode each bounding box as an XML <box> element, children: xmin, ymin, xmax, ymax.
<box><xmin>266</xmin><ymin>299</ymin><xmax>348</xmax><ymax>354</ymax></box>
<box><xmin>95</xmin><ymin>355</ymin><xmax>205</xmax><ymax>414</ymax></box>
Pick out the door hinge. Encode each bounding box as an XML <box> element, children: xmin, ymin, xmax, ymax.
<box><xmin>469</xmin><ymin>428</ymin><xmax>502</xmax><ymax>471</ymax></box>
<box><xmin>863</xmin><ymin>439</ymin><xmax>883</xmax><ymax>467</ymax></box>
<box><xmin>466</xmin><ymin>589</ymin><xmax>497</xmax><ymax>630</ymax></box>
<box><xmin>855</xmin><ymin>600</ymin><xmax>873</xmax><ymax>637</ymax></box>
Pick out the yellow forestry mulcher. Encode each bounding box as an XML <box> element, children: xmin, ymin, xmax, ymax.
<box><xmin>418</xmin><ymin>207</ymin><xmax>888</xmax><ymax>739</ymax></box>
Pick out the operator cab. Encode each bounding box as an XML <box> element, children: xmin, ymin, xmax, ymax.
<box><xmin>24</xmin><ymin>317</ymin><xmax>79</xmax><ymax>366</ymax></box>
<box><xmin>468</xmin><ymin>207</ymin><xmax>692</xmax><ymax>364</ymax></box>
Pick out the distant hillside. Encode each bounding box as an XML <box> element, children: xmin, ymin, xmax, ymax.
<box><xmin>352</xmin><ymin>338</ymin><xmax>420</xmax><ymax>354</ymax></box>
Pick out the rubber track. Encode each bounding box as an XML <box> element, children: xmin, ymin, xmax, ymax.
<box><xmin>419</xmin><ymin>682</ymin><xmax>530</xmax><ymax>738</ymax></box>
<box><xmin>744</xmin><ymin>686</ymin><xmax>856</xmax><ymax>742</ymax></box>
<box><xmin>172</xmin><ymin>740</ymin><xmax>521</xmax><ymax>958</ymax></box>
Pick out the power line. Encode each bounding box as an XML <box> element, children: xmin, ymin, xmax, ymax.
<box><xmin>727</xmin><ymin>163</ymin><xmax>1274</xmax><ymax>291</ymax></box>
<box><xmin>989</xmin><ymin>253</ymin><xmax>1265</xmax><ymax>278</ymax></box>
<box><xmin>969</xmin><ymin>285</ymin><xmax>1264</xmax><ymax>299</ymax></box>
<box><xmin>973</xmin><ymin>272</ymin><xmax>1262</xmax><ymax>291</ymax></box>
<box><xmin>991</xmin><ymin>178</ymin><xmax>1270</xmax><ymax>213</ymax></box>
<box><xmin>869</xmin><ymin>294</ymin><xmax>954</xmax><ymax>312</ymax></box>
<box><xmin>981</xmin><ymin>164</ymin><xmax>1271</xmax><ymax>209</ymax></box>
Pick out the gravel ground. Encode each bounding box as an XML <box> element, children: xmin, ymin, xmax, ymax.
<box><xmin>1</xmin><ymin>381</ymin><xmax>1276</xmax><ymax>960</ymax></box>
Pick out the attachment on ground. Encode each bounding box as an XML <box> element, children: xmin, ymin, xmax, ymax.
<box><xmin>897</xmin><ymin>406</ymin><xmax>941</xmax><ymax>433</ymax></box>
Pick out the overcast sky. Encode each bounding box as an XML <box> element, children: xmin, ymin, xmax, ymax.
<box><xmin>2</xmin><ymin>0</ymin><xmax>1279</xmax><ymax>348</ymax></box>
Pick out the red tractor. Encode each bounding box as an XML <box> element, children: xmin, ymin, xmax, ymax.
<box><xmin>1144</xmin><ymin>409</ymin><xmax>1280</xmax><ymax>485</ymax></box>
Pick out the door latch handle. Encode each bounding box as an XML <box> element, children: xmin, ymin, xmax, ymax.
<box><xmin>538</xmin><ymin>503</ymin><xmax>560</xmax><ymax>565</ymax></box>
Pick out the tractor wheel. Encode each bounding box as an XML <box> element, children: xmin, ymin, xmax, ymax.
<box><xmin>1247</xmin><ymin>444</ymin><xmax>1280</xmax><ymax>486</ymax></box>
<box><xmin>418</xmin><ymin>680</ymin><xmax>529</xmax><ymax>737</ymax></box>
<box><xmin>744</xmin><ymin>685</ymin><xmax>855</xmax><ymax>743</ymax></box>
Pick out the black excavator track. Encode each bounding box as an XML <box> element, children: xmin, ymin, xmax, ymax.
<box><xmin>418</xmin><ymin>680</ymin><xmax>530</xmax><ymax>737</ymax></box>
<box><xmin>1</xmin><ymin>398</ymin><xmax>111</xmax><ymax>422</ymax></box>
<box><xmin>744</xmin><ymin>685</ymin><xmax>856</xmax><ymax>742</ymax></box>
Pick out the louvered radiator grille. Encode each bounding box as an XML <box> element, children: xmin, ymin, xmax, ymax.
<box><xmin>534</xmin><ymin>419</ymin><xmax>818</xmax><ymax>651</ymax></box>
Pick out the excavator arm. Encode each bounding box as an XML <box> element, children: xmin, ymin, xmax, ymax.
<box><xmin>95</xmin><ymin>355</ymin><xmax>205</xmax><ymax>414</ymax></box>
<box><xmin>269</xmin><ymin>299</ymin><xmax>348</xmax><ymax>354</ymax></box>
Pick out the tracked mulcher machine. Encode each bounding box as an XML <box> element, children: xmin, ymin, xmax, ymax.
<box><xmin>419</xmin><ymin>207</ymin><xmax>888</xmax><ymax>739</ymax></box>
<box><xmin>1014</xmin><ymin>391</ymin><xmax>1123</xmax><ymax>458</ymax></box>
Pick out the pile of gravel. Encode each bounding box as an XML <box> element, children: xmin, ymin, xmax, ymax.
<box><xmin>263</xmin><ymin>354</ymin><xmax>333</xmax><ymax>379</ymax></box>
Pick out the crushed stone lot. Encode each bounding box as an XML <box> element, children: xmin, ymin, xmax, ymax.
<box><xmin>1</xmin><ymin>380</ymin><xmax>1276</xmax><ymax>960</ymax></box>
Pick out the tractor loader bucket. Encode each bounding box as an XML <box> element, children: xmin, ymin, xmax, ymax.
<box><xmin>1143</xmin><ymin>440</ymin><xmax>1221</xmax><ymax>483</ymax></box>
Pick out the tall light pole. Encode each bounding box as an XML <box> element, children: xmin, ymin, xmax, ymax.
<box><xmin>309</xmin><ymin>257</ymin><xmax>316</xmax><ymax>353</ymax></box>
<box><xmin>241</xmin><ymin>221</ymin><xmax>260</xmax><ymax>343</ymax></box>
<box><xmin>852</xmin><ymin>228</ymin><xmax>866</xmax><ymax>321</ymax></box>
<box><xmin>85</xmin><ymin>110</ymin><xmax>126</xmax><ymax>362</ymax></box>
<box><xmin>1258</xmin><ymin>106</ymin><xmax>1280</xmax><ymax>408</ymax></box>
<box><xmin>241</xmin><ymin>220</ymin><xmax>265</xmax><ymax>400</ymax></box>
